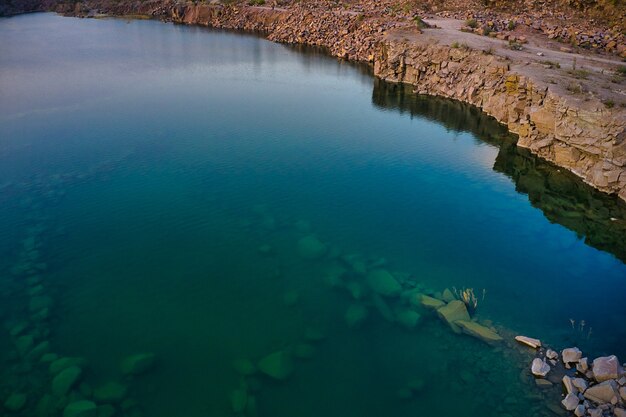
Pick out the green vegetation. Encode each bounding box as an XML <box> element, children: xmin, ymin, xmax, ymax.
<box><xmin>617</xmin><ymin>66</ymin><xmax>626</xmax><ymax>76</ymax></box>
<box><xmin>413</xmin><ymin>15</ymin><xmax>428</xmax><ymax>29</ymax></box>
<box><xmin>507</xmin><ymin>20</ymin><xmax>516</xmax><ymax>31</ymax></box>
<box><xmin>567</xmin><ymin>69</ymin><xmax>590</xmax><ymax>79</ymax></box>
<box><xmin>540</xmin><ymin>60</ymin><xmax>561</xmax><ymax>69</ymax></box>
<box><xmin>603</xmin><ymin>99</ymin><xmax>615</xmax><ymax>108</ymax></box>
<box><xmin>248</xmin><ymin>0</ymin><xmax>265</xmax><ymax>5</ymax></box>
<box><xmin>566</xmin><ymin>82</ymin><xmax>583</xmax><ymax>94</ymax></box>
<box><xmin>465</xmin><ymin>18</ymin><xmax>478</xmax><ymax>28</ymax></box>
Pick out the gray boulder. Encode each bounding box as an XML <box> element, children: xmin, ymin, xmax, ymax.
<box><xmin>531</xmin><ymin>358</ymin><xmax>550</xmax><ymax>377</ymax></box>
<box><xmin>584</xmin><ymin>380</ymin><xmax>619</xmax><ymax>404</ymax></box>
<box><xmin>562</xmin><ymin>347</ymin><xmax>583</xmax><ymax>364</ymax></box>
<box><xmin>592</xmin><ymin>355</ymin><xmax>621</xmax><ymax>382</ymax></box>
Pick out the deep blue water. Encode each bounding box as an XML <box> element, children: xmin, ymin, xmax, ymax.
<box><xmin>0</xmin><ymin>12</ymin><xmax>625</xmax><ymax>417</ymax></box>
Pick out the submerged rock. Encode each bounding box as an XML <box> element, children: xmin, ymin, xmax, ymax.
<box><xmin>233</xmin><ymin>359</ymin><xmax>257</xmax><ymax>376</ymax></box>
<box><xmin>230</xmin><ymin>388</ymin><xmax>248</xmax><ymax>413</ymax></box>
<box><xmin>345</xmin><ymin>304</ymin><xmax>368</xmax><ymax>328</ymax></box>
<box><xmin>531</xmin><ymin>358</ymin><xmax>550</xmax><ymax>377</ymax></box>
<box><xmin>592</xmin><ymin>355</ymin><xmax>621</xmax><ymax>382</ymax></box>
<box><xmin>442</xmin><ymin>288</ymin><xmax>455</xmax><ymax>303</ymax></box>
<box><xmin>96</xmin><ymin>405</ymin><xmax>116</xmax><ymax>417</ymax></box>
<box><xmin>121</xmin><ymin>353</ymin><xmax>156</xmax><ymax>376</ymax></box>
<box><xmin>371</xmin><ymin>293</ymin><xmax>395</xmax><ymax>322</ymax></box>
<box><xmin>52</xmin><ymin>366</ymin><xmax>82</xmax><ymax>396</ymax></box>
<box><xmin>396</xmin><ymin>310</ymin><xmax>421</xmax><ymax>329</ymax></box>
<box><xmin>436</xmin><ymin>300</ymin><xmax>470</xmax><ymax>333</ymax></box>
<box><xmin>297</xmin><ymin>235</ymin><xmax>327</xmax><ymax>260</ymax></box>
<box><xmin>366</xmin><ymin>269</ymin><xmax>401</xmax><ymax>297</ymax></box>
<box><xmin>4</xmin><ymin>392</ymin><xmax>27</xmax><ymax>411</ymax></box>
<box><xmin>93</xmin><ymin>382</ymin><xmax>127</xmax><ymax>403</ymax></box>
<box><xmin>63</xmin><ymin>400</ymin><xmax>97</xmax><ymax>417</ymax></box>
<box><xmin>419</xmin><ymin>295</ymin><xmax>445</xmax><ymax>310</ymax></box>
<box><xmin>258</xmin><ymin>351</ymin><xmax>294</xmax><ymax>380</ymax></box>
<box><xmin>49</xmin><ymin>357</ymin><xmax>85</xmax><ymax>375</ymax></box>
<box><xmin>456</xmin><ymin>320</ymin><xmax>503</xmax><ymax>345</ymax></box>
<box><xmin>514</xmin><ymin>335</ymin><xmax>541</xmax><ymax>349</ymax></box>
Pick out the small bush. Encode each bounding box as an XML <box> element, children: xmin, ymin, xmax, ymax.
<box><xmin>603</xmin><ymin>99</ymin><xmax>615</xmax><ymax>108</ymax></box>
<box><xmin>482</xmin><ymin>25</ymin><xmax>492</xmax><ymax>36</ymax></box>
<box><xmin>413</xmin><ymin>16</ymin><xmax>428</xmax><ymax>29</ymax></box>
<box><xmin>466</xmin><ymin>18</ymin><xmax>478</xmax><ymax>28</ymax></box>
<box><xmin>566</xmin><ymin>83</ymin><xmax>583</xmax><ymax>94</ymax></box>
<box><xmin>508</xmin><ymin>40</ymin><xmax>523</xmax><ymax>50</ymax></box>
<box><xmin>617</xmin><ymin>66</ymin><xmax>626</xmax><ymax>76</ymax></box>
<box><xmin>567</xmin><ymin>69</ymin><xmax>590</xmax><ymax>79</ymax></box>
<box><xmin>451</xmin><ymin>41</ymin><xmax>460</xmax><ymax>48</ymax></box>
<box><xmin>540</xmin><ymin>60</ymin><xmax>560</xmax><ymax>69</ymax></box>
<box><xmin>507</xmin><ymin>20</ymin><xmax>516</xmax><ymax>31</ymax></box>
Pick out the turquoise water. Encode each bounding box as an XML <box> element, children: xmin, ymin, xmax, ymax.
<box><xmin>1</xmin><ymin>13</ymin><xmax>625</xmax><ymax>417</ymax></box>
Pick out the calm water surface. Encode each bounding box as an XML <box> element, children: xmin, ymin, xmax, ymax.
<box><xmin>1</xmin><ymin>13</ymin><xmax>625</xmax><ymax>417</ymax></box>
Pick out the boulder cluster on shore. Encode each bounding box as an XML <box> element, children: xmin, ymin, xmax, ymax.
<box><xmin>518</xmin><ymin>336</ymin><xmax>626</xmax><ymax>417</ymax></box>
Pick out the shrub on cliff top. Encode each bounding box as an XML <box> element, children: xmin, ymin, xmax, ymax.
<box><xmin>465</xmin><ymin>18</ymin><xmax>478</xmax><ymax>28</ymax></box>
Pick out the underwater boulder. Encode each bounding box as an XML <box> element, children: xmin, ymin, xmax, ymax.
<box><xmin>442</xmin><ymin>288</ymin><xmax>455</xmax><ymax>303</ymax></box>
<box><xmin>366</xmin><ymin>269</ymin><xmax>401</xmax><ymax>297</ymax></box>
<box><xmin>345</xmin><ymin>282</ymin><xmax>364</xmax><ymax>300</ymax></box>
<box><xmin>344</xmin><ymin>304</ymin><xmax>368</xmax><ymax>328</ymax></box>
<box><xmin>232</xmin><ymin>359</ymin><xmax>257</xmax><ymax>376</ymax></box>
<box><xmin>297</xmin><ymin>236</ymin><xmax>327</xmax><ymax>260</ymax></box>
<box><xmin>396</xmin><ymin>310</ymin><xmax>421</xmax><ymax>329</ymax></box>
<box><xmin>230</xmin><ymin>388</ymin><xmax>248</xmax><ymax>413</ymax></box>
<box><xmin>93</xmin><ymin>382</ymin><xmax>128</xmax><ymax>403</ymax></box>
<box><xmin>258</xmin><ymin>351</ymin><xmax>294</xmax><ymax>380</ymax></box>
<box><xmin>4</xmin><ymin>392</ymin><xmax>27</xmax><ymax>412</ymax></box>
<box><xmin>456</xmin><ymin>320</ymin><xmax>503</xmax><ymax>345</ymax></box>
<box><xmin>96</xmin><ymin>405</ymin><xmax>116</xmax><ymax>417</ymax></box>
<box><xmin>121</xmin><ymin>353</ymin><xmax>156</xmax><ymax>376</ymax></box>
<box><xmin>49</xmin><ymin>357</ymin><xmax>85</xmax><ymax>375</ymax></box>
<box><xmin>63</xmin><ymin>400</ymin><xmax>97</xmax><ymax>417</ymax></box>
<box><xmin>436</xmin><ymin>300</ymin><xmax>470</xmax><ymax>333</ymax></box>
<box><xmin>52</xmin><ymin>366</ymin><xmax>82</xmax><ymax>396</ymax></box>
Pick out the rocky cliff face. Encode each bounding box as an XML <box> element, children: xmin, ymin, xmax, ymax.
<box><xmin>373</xmin><ymin>39</ymin><xmax>626</xmax><ymax>201</ymax></box>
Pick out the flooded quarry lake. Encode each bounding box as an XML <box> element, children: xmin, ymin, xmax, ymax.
<box><xmin>1</xmin><ymin>13</ymin><xmax>625</xmax><ymax>417</ymax></box>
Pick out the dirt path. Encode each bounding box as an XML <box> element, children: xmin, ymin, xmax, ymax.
<box><xmin>388</xmin><ymin>17</ymin><xmax>626</xmax><ymax>104</ymax></box>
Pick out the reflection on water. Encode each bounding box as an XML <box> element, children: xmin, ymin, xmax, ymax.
<box><xmin>372</xmin><ymin>80</ymin><xmax>626</xmax><ymax>263</ymax></box>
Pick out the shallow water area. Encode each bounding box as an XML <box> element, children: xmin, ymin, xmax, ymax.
<box><xmin>1</xmin><ymin>12</ymin><xmax>626</xmax><ymax>417</ymax></box>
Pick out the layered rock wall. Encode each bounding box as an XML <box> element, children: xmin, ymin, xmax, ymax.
<box><xmin>374</xmin><ymin>40</ymin><xmax>626</xmax><ymax>200</ymax></box>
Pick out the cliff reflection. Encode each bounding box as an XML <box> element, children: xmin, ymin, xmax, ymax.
<box><xmin>372</xmin><ymin>79</ymin><xmax>626</xmax><ymax>263</ymax></box>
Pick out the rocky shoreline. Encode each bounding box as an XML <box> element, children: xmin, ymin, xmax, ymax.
<box><xmin>4</xmin><ymin>0</ymin><xmax>622</xmax><ymax>202</ymax></box>
<box><xmin>521</xmin><ymin>337</ymin><xmax>626</xmax><ymax>417</ymax></box>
